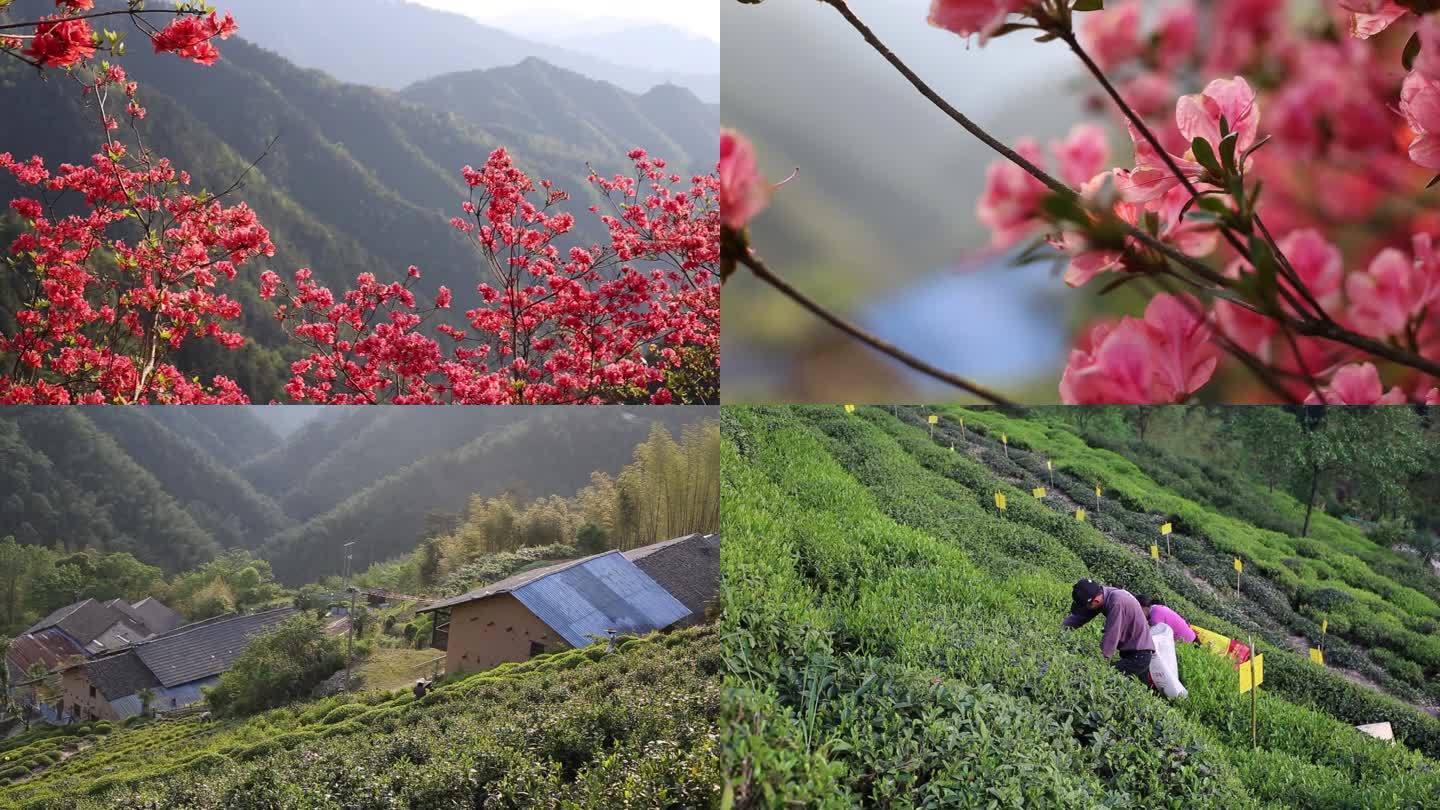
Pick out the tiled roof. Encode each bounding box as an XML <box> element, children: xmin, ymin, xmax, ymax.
<box><xmin>86</xmin><ymin>620</ymin><xmax>152</xmax><ymax>654</ymax></box>
<box><xmin>623</xmin><ymin>533</ymin><xmax>719</xmax><ymax>622</ymax></box>
<box><xmin>83</xmin><ymin>651</ymin><xmax>161</xmax><ymax>701</ymax></box>
<box><xmin>24</xmin><ymin>599</ymin><xmax>126</xmax><ymax>646</ymax></box>
<box><xmin>6</xmin><ymin>630</ymin><xmax>84</xmax><ymax>682</ymax></box>
<box><xmin>129</xmin><ymin>597</ymin><xmax>182</xmax><ymax>635</ymax></box>
<box><xmin>132</xmin><ymin>607</ymin><xmax>298</xmax><ymax>688</ymax></box>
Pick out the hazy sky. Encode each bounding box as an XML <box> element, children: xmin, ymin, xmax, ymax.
<box><xmin>414</xmin><ymin>0</ymin><xmax>720</xmax><ymax>41</ymax></box>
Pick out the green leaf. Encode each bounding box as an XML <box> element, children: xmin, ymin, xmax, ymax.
<box><xmin>1219</xmin><ymin>132</ymin><xmax>1240</xmax><ymax>177</ymax></box>
<box><xmin>1404</xmin><ymin>31</ymin><xmax>1422</xmax><ymax>72</ymax></box>
<box><xmin>1072</xmin><ymin>0</ymin><xmax>1104</xmax><ymax>11</ymax></box>
<box><xmin>1190</xmin><ymin>137</ymin><xmax>1223</xmax><ymax>178</ymax></box>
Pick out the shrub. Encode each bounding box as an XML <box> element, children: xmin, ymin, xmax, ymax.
<box><xmin>205</xmin><ymin>614</ymin><xmax>345</xmax><ymax>717</ymax></box>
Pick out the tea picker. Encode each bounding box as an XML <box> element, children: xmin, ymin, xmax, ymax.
<box><xmin>1061</xmin><ymin>578</ymin><xmax>1155</xmax><ymax>683</ymax></box>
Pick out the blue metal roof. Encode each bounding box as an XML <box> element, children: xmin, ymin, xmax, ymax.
<box><xmin>511</xmin><ymin>551</ymin><xmax>691</xmax><ymax>648</ymax></box>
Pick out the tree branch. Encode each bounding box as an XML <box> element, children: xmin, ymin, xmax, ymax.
<box><xmin>737</xmin><ymin>247</ymin><xmax>1015</xmax><ymax>405</ymax></box>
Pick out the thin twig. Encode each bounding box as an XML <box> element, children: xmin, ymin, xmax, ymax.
<box><xmin>737</xmin><ymin>248</ymin><xmax>1015</xmax><ymax>405</ymax></box>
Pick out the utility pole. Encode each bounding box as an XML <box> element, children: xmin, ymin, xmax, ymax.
<box><xmin>344</xmin><ymin>586</ymin><xmax>357</xmax><ymax>693</ymax></box>
<box><xmin>343</xmin><ymin>540</ymin><xmax>356</xmax><ymax>693</ymax></box>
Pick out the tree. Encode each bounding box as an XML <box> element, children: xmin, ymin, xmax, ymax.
<box><xmin>417</xmin><ymin>538</ymin><xmax>443</xmax><ymax>587</ymax></box>
<box><xmin>136</xmin><ymin>687</ymin><xmax>155</xmax><ymax>719</ymax></box>
<box><xmin>204</xmin><ymin>614</ymin><xmax>344</xmax><ymax>717</ymax></box>
<box><xmin>1294</xmin><ymin>407</ymin><xmax>1425</xmax><ymax>536</ymax></box>
<box><xmin>1223</xmin><ymin>408</ymin><xmax>1303</xmax><ymax>494</ymax></box>
<box><xmin>576</xmin><ymin>523</ymin><xmax>609</xmax><ymax>556</ymax></box>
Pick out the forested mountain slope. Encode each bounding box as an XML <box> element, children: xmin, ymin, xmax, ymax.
<box><xmin>0</xmin><ymin>407</ymin><xmax>715</xmax><ymax>585</ymax></box>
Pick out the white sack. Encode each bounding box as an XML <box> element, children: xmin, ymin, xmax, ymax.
<box><xmin>1149</xmin><ymin>623</ymin><xmax>1188</xmax><ymax>699</ymax></box>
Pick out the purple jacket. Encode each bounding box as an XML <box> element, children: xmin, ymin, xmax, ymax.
<box><xmin>1148</xmin><ymin>604</ymin><xmax>1197</xmax><ymax>643</ymax></box>
<box><xmin>1063</xmin><ymin>586</ymin><xmax>1156</xmax><ymax>658</ymax></box>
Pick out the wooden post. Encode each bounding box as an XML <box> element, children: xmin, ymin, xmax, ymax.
<box><xmin>1047</xmin><ymin>460</ymin><xmax>1054</xmax><ymax>488</ymax></box>
<box><xmin>1250</xmin><ymin>636</ymin><xmax>1258</xmax><ymax>749</ymax></box>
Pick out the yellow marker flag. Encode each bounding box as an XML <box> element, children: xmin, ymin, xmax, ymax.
<box><xmin>1160</xmin><ymin>523</ymin><xmax>1172</xmax><ymax>535</ymax></box>
<box><xmin>1046</xmin><ymin>460</ymin><xmax>1052</xmax><ymax>471</ymax></box>
<box><xmin>1076</xmin><ymin>508</ymin><xmax>1086</xmax><ymax>522</ymax></box>
<box><xmin>1192</xmin><ymin>625</ymin><xmax>1232</xmax><ymax>656</ymax></box>
<box><xmin>844</xmin><ymin>404</ymin><xmax>855</xmax><ymax>413</ymax></box>
<box><xmin>1233</xmin><ymin>558</ymin><xmax>1243</xmax><ymax>573</ymax></box>
<box><xmin>1032</xmin><ymin>487</ymin><xmax>1046</xmax><ymax>498</ymax></box>
<box><xmin>1001</xmin><ymin>434</ymin><xmax>1008</xmax><ymax>445</ymax></box>
<box><xmin>1321</xmin><ymin>618</ymin><xmax>1328</xmax><ymax>634</ymax></box>
<box><xmin>1309</xmin><ymin>647</ymin><xmax>1324</xmax><ymax>666</ymax></box>
<box><xmin>1239</xmin><ymin>654</ymin><xmax>1264</xmax><ymax>693</ymax></box>
<box><xmin>1150</xmin><ymin>544</ymin><xmax>1160</xmax><ymax>560</ymax></box>
<box><xmin>995</xmin><ymin>492</ymin><xmax>1007</xmax><ymax>511</ymax></box>
<box><xmin>1095</xmin><ymin>485</ymin><xmax>1102</xmax><ymax>498</ymax></box>
<box><xmin>950</xmin><ymin>444</ymin><xmax>955</xmax><ymax>452</ymax></box>
<box><xmin>927</xmin><ymin>414</ymin><xmax>938</xmax><ymax>424</ymax></box>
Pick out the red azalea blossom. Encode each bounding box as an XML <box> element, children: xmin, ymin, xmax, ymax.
<box><xmin>24</xmin><ymin>17</ymin><xmax>96</xmax><ymax>67</ymax></box>
<box><xmin>151</xmin><ymin>12</ymin><xmax>238</xmax><ymax>66</ymax></box>
<box><xmin>0</xmin><ymin>71</ymin><xmax>269</xmax><ymax>404</ymax></box>
<box><xmin>265</xmin><ymin>147</ymin><xmax>719</xmax><ymax>404</ymax></box>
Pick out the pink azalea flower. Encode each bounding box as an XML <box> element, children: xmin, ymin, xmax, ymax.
<box><xmin>927</xmin><ymin>0</ymin><xmax>1028</xmax><ymax>41</ymax></box>
<box><xmin>1061</xmin><ymin>180</ymin><xmax>1216</xmax><ymax>288</ymax></box>
<box><xmin>1345</xmin><ymin>234</ymin><xmax>1440</xmax><ymax>339</ymax></box>
<box><xmin>1155</xmin><ymin>5</ymin><xmax>1199</xmax><ymax>71</ymax></box>
<box><xmin>1412</xmin><ymin>16</ymin><xmax>1440</xmax><ymax>80</ymax></box>
<box><xmin>1060</xmin><ymin>294</ymin><xmax>1219</xmax><ymax>403</ymax></box>
<box><xmin>719</xmin><ymin>129</ymin><xmax>770</xmax><ymax>231</ymax></box>
<box><xmin>976</xmin><ymin>138</ymin><xmax>1048</xmax><ymax>247</ymax></box>
<box><xmin>1399</xmin><ymin>72</ymin><xmax>1440</xmax><ymax>171</ymax></box>
<box><xmin>1079</xmin><ymin>2</ymin><xmax>1142</xmax><ymax>70</ymax></box>
<box><xmin>1051</xmin><ymin>124</ymin><xmax>1111</xmax><ymax>188</ymax></box>
<box><xmin>1116</xmin><ymin>77</ymin><xmax>1259</xmax><ymax>205</ymax></box>
<box><xmin>1337</xmin><ymin>0</ymin><xmax>1408</xmax><ymax>39</ymax></box>
<box><xmin>1304</xmin><ymin>362</ymin><xmax>1406</xmax><ymax>404</ymax></box>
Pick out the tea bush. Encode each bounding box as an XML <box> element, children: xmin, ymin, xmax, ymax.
<box><xmin>722</xmin><ymin>405</ymin><xmax>1440</xmax><ymax>808</ymax></box>
<box><xmin>0</xmin><ymin>626</ymin><xmax>717</xmax><ymax>809</ymax></box>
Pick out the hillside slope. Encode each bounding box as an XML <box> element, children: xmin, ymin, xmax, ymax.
<box><xmin>0</xmin><ymin>626</ymin><xmax>719</xmax><ymax>809</ymax></box>
<box><xmin>259</xmin><ymin>408</ymin><xmax>711</xmax><ymax>583</ymax></box>
<box><xmin>722</xmin><ymin>405</ymin><xmax>1440</xmax><ymax>807</ymax></box>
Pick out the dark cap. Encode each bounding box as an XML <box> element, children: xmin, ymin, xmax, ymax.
<box><xmin>1071</xmin><ymin>578</ymin><xmax>1103</xmax><ymax>613</ymax></box>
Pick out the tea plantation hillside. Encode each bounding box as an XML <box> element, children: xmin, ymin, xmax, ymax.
<box><xmin>720</xmin><ymin>406</ymin><xmax>1440</xmax><ymax>808</ymax></box>
<box><xmin>0</xmin><ymin>626</ymin><xmax>718</xmax><ymax>809</ymax></box>
<box><xmin>937</xmin><ymin>406</ymin><xmax>1440</xmax><ymax>710</ymax></box>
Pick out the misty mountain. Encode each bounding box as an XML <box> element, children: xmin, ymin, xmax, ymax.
<box><xmin>216</xmin><ymin>0</ymin><xmax>719</xmax><ymax>102</ymax></box>
<box><xmin>0</xmin><ymin>29</ymin><xmax>716</xmax><ymax>400</ymax></box>
<box><xmin>407</xmin><ymin>59</ymin><xmax>719</xmax><ymax>170</ymax></box>
<box><xmin>0</xmin><ymin>406</ymin><xmax>716</xmax><ymax>585</ymax></box>
<box><xmin>528</xmin><ymin>24</ymin><xmax>721</xmax><ymax>77</ymax></box>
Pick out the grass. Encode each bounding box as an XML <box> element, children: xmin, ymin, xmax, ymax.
<box><xmin>355</xmin><ymin>647</ymin><xmax>447</xmax><ymax>691</ymax></box>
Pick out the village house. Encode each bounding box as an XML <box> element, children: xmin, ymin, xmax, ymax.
<box><xmin>623</xmin><ymin>532</ymin><xmax>720</xmax><ymax>627</ymax></box>
<box><xmin>5</xmin><ymin>596</ymin><xmax>183</xmax><ymax>720</ymax></box>
<box><xmin>417</xmin><ymin>548</ymin><xmax>692</xmax><ymax>675</ymax></box>
<box><xmin>56</xmin><ymin>607</ymin><xmax>296</xmax><ymax>723</ymax></box>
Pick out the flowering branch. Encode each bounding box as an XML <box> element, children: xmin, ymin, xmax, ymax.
<box><xmin>728</xmin><ymin>0</ymin><xmax>1440</xmax><ymax>403</ymax></box>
